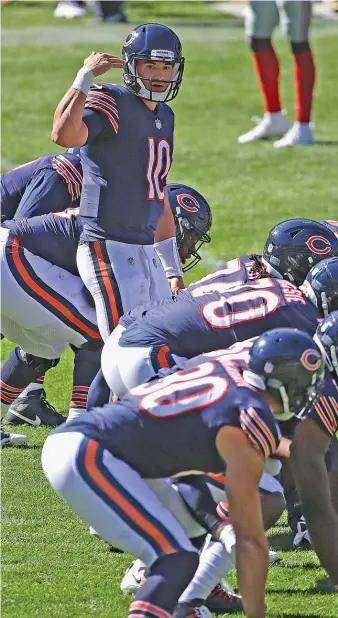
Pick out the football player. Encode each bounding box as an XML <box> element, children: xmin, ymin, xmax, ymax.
<box><xmin>238</xmin><ymin>0</ymin><xmax>315</xmax><ymax>147</ymax></box>
<box><xmin>1</xmin><ymin>151</ymin><xmax>82</xmax><ymax>221</ymax></box>
<box><xmin>1</xmin><ymin>182</ymin><xmax>212</xmax><ymax>425</ymax></box>
<box><xmin>51</xmin><ymin>24</ymin><xmax>186</xmax><ymax>342</ymax></box>
<box><xmin>43</xmin><ymin>328</ymin><xmax>324</xmax><ymax>618</ymax></box>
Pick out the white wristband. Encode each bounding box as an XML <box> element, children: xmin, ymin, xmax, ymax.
<box><xmin>154</xmin><ymin>237</ymin><xmax>183</xmax><ymax>278</ymax></box>
<box><xmin>71</xmin><ymin>67</ymin><xmax>95</xmax><ymax>96</ymax></box>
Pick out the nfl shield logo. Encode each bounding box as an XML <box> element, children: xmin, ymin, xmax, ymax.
<box><xmin>155</xmin><ymin>119</ymin><xmax>162</xmax><ymax>130</ymax></box>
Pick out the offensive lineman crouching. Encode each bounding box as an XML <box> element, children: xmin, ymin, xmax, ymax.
<box><xmin>42</xmin><ymin>328</ymin><xmax>324</xmax><ymax>618</ymax></box>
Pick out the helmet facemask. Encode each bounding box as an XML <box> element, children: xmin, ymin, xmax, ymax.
<box><xmin>123</xmin><ymin>53</ymin><xmax>184</xmax><ymax>103</ymax></box>
<box><xmin>175</xmin><ymin>214</ymin><xmax>211</xmax><ymax>272</ymax></box>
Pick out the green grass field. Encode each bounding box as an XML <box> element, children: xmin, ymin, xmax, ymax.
<box><xmin>2</xmin><ymin>2</ymin><xmax>338</xmax><ymax>616</ymax></box>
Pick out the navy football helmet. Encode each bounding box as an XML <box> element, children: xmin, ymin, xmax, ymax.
<box><xmin>167</xmin><ymin>183</ymin><xmax>212</xmax><ymax>272</ymax></box>
<box><xmin>122</xmin><ymin>23</ymin><xmax>184</xmax><ymax>102</ymax></box>
<box><xmin>262</xmin><ymin>219</ymin><xmax>338</xmax><ymax>286</ymax></box>
<box><xmin>303</xmin><ymin>257</ymin><xmax>338</xmax><ymax>317</ymax></box>
<box><xmin>314</xmin><ymin>311</ymin><xmax>338</xmax><ymax>378</ymax></box>
<box><xmin>244</xmin><ymin>328</ymin><xmax>325</xmax><ymax>421</ymax></box>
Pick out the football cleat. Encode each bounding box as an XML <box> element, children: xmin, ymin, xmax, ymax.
<box><xmin>54</xmin><ymin>1</ymin><xmax>86</xmax><ymax>19</ymax></box>
<box><xmin>206</xmin><ymin>584</ymin><xmax>243</xmax><ymax>615</ymax></box>
<box><xmin>269</xmin><ymin>550</ymin><xmax>280</xmax><ymax>564</ymax></box>
<box><xmin>1</xmin><ymin>429</ymin><xmax>28</xmax><ymax>447</ymax></box>
<box><xmin>172</xmin><ymin>602</ymin><xmax>211</xmax><ymax>618</ymax></box>
<box><xmin>274</xmin><ymin>122</ymin><xmax>315</xmax><ymax>148</ymax></box>
<box><xmin>5</xmin><ymin>390</ymin><xmax>66</xmax><ymax>427</ymax></box>
<box><xmin>238</xmin><ymin>111</ymin><xmax>291</xmax><ymax>144</ymax></box>
<box><xmin>293</xmin><ymin>517</ymin><xmax>312</xmax><ymax>548</ymax></box>
<box><xmin>120</xmin><ymin>559</ymin><xmax>146</xmax><ymax>593</ymax></box>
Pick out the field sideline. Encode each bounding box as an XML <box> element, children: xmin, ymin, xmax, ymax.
<box><xmin>2</xmin><ymin>2</ymin><xmax>338</xmax><ymax>617</ymax></box>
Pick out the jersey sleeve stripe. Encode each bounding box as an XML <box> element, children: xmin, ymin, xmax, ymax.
<box><xmin>52</xmin><ymin>157</ymin><xmax>82</xmax><ymax>201</ymax></box>
<box><xmin>321</xmin><ymin>396</ymin><xmax>337</xmax><ymax>427</ymax></box>
<box><xmin>84</xmin><ymin>103</ymin><xmax>119</xmax><ymax>134</ymax></box>
<box><xmin>240</xmin><ymin>410</ymin><xmax>270</xmax><ymax>459</ymax></box>
<box><xmin>85</xmin><ymin>93</ymin><xmax>119</xmax><ymax>118</ymax></box>
<box><xmin>56</xmin><ymin>154</ymin><xmax>83</xmax><ymax>183</ymax></box>
<box><xmin>246</xmin><ymin>406</ymin><xmax>277</xmax><ymax>453</ymax></box>
<box><xmin>314</xmin><ymin>401</ymin><xmax>336</xmax><ymax>435</ymax></box>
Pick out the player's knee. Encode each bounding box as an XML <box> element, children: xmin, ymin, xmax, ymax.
<box><xmin>291</xmin><ymin>41</ymin><xmax>310</xmax><ymax>55</ymax></box>
<box><xmin>249</xmin><ymin>37</ymin><xmax>273</xmax><ymax>52</ymax></box>
<box><xmin>18</xmin><ymin>348</ymin><xmax>60</xmax><ymax>373</ymax></box>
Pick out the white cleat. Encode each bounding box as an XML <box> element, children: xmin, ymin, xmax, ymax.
<box><xmin>54</xmin><ymin>1</ymin><xmax>86</xmax><ymax>19</ymax></box>
<box><xmin>1</xmin><ymin>430</ymin><xmax>28</xmax><ymax>447</ymax></box>
<box><xmin>238</xmin><ymin>111</ymin><xmax>291</xmax><ymax>144</ymax></box>
<box><xmin>293</xmin><ymin>517</ymin><xmax>312</xmax><ymax>548</ymax></box>
<box><xmin>269</xmin><ymin>550</ymin><xmax>280</xmax><ymax>564</ymax></box>
<box><xmin>274</xmin><ymin>122</ymin><xmax>315</xmax><ymax>148</ymax></box>
<box><xmin>120</xmin><ymin>559</ymin><xmax>146</xmax><ymax>594</ymax></box>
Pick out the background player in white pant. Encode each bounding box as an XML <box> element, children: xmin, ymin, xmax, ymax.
<box><xmin>238</xmin><ymin>0</ymin><xmax>316</xmax><ymax>147</ymax></box>
<box><xmin>51</xmin><ymin>24</ymin><xmax>186</xmax><ymax>342</ymax></box>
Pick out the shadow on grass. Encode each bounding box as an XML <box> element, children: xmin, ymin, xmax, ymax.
<box><xmin>315</xmin><ymin>140</ymin><xmax>338</xmax><ymax>146</ymax></box>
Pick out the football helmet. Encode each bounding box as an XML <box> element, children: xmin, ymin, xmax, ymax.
<box><xmin>244</xmin><ymin>328</ymin><xmax>325</xmax><ymax>421</ymax></box>
<box><xmin>314</xmin><ymin>311</ymin><xmax>338</xmax><ymax>378</ymax></box>
<box><xmin>122</xmin><ymin>23</ymin><xmax>184</xmax><ymax>102</ymax></box>
<box><xmin>262</xmin><ymin>219</ymin><xmax>338</xmax><ymax>286</ymax></box>
<box><xmin>302</xmin><ymin>257</ymin><xmax>338</xmax><ymax>317</ymax></box>
<box><xmin>167</xmin><ymin>183</ymin><xmax>212</xmax><ymax>272</ymax></box>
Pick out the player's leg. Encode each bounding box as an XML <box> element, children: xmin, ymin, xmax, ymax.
<box><xmin>42</xmin><ymin>432</ymin><xmax>199</xmax><ymax>617</ymax></box>
<box><xmin>104</xmin><ymin>340</ymin><xmax>176</xmax><ymax>399</ymax></box>
<box><xmin>1</xmin><ymin>348</ymin><xmax>64</xmax><ymax>426</ymax></box>
<box><xmin>87</xmin><ymin>323</ymin><xmax>126</xmax><ymax>407</ymax></box>
<box><xmin>274</xmin><ymin>0</ymin><xmax>315</xmax><ymax>148</ymax></box>
<box><xmin>143</xmin><ymin>245</ymin><xmax>172</xmax><ymax>302</ymax></box>
<box><xmin>238</xmin><ymin>0</ymin><xmax>291</xmax><ymax>143</ymax></box>
<box><xmin>68</xmin><ymin>340</ymin><xmax>103</xmax><ymax>420</ymax></box>
<box><xmin>13</xmin><ymin>168</ymin><xmax>72</xmax><ymax>219</ymax></box>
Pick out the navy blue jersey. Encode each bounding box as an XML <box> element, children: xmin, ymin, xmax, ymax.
<box><xmin>119</xmin><ymin>277</ymin><xmax>320</xmax><ymax>357</ymax></box>
<box><xmin>79</xmin><ymin>84</ymin><xmax>174</xmax><ymax>244</ymax></box>
<box><xmin>188</xmin><ymin>255</ymin><xmax>264</xmax><ymax>297</ymax></box>
<box><xmin>1</xmin><ymin>153</ymin><xmax>82</xmax><ymax>220</ymax></box>
<box><xmin>55</xmin><ymin>355</ymin><xmax>280</xmax><ymax>478</ymax></box>
<box><xmin>3</xmin><ymin>207</ymin><xmax>82</xmax><ymax>275</ymax></box>
<box><xmin>119</xmin><ymin>295</ymin><xmax>177</xmax><ymax>329</ymax></box>
<box><xmin>309</xmin><ymin>376</ymin><xmax>338</xmax><ymax>437</ymax></box>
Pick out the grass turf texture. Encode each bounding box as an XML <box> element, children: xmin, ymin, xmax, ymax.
<box><xmin>1</xmin><ymin>2</ymin><xmax>338</xmax><ymax>616</ymax></box>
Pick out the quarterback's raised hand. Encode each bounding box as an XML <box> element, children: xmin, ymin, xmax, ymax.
<box><xmin>83</xmin><ymin>52</ymin><xmax>124</xmax><ymax>77</ymax></box>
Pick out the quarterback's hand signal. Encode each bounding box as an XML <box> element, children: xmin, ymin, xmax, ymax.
<box><xmin>83</xmin><ymin>52</ymin><xmax>124</xmax><ymax>77</ymax></box>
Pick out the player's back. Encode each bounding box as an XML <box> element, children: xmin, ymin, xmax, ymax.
<box><xmin>55</xmin><ymin>355</ymin><xmax>280</xmax><ymax>478</ymax></box>
<box><xmin>119</xmin><ymin>277</ymin><xmax>320</xmax><ymax>357</ymax></box>
<box><xmin>1</xmin><ymin>153</ymin><xmax>82</xmax><ymax>221</ymax></box>
<box><xmin>80</xmin><ymin>84</ymin><xmax>174</xmax><ymax>245</ymax></box>
<box><xmin>188</xmin><ymin>255</ymin><xmax>264</xmax><ymax>296</ymax></box>
<box><xmin>3</xmin><ymin>208</ymin><xmax>82</xmax><ymax>275</ymax></box>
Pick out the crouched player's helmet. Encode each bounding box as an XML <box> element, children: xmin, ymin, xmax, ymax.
<box><xmin>167</xmin><ymin>183</ymin><xmax>212</xmax><ymax>272</ymax></box>
<box><xmin>122</xmin><ymin>23</ymin><xmax>184</xmax><ymax>102</ymax></box>
<box><xmin>244</xmin><ymin>328</ymin><xmax>325</xmax><ymax>421</ymax></box>
<box><xmin>262</xmin><ymin>219</ymin><xmax>338</xmax><ymax>286</ymax></box>
<box><xmin>303</xmin><ymin>257</ymin><xmax>338</xmax><ymax>317</ymax></box>
<box><xmin>314</xmin><ymin>311</ymin><xmax>338</xmax><ymax>378</ymax></box>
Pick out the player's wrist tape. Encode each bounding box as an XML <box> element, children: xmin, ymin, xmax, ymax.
<box><xmin>153</xmin><ymin>237</ymin><xmax>183</xmax><ymax>278</ymax></box>
<box><xmin>71</xmin><ymin>67</ymin><xmax>95</xmax><ymax>95</ymax></box>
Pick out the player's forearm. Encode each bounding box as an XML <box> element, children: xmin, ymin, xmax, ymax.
<box><xmin>236</xmin><ymin>535</ymin><xmax>268</xmax><ymax>618</ymax></box>
<box><xmin>51</xmin><ymin>88</ymin><xmax>88</xmax><ymax>147</ymax></box>
<box><xmin>301</xmin><ymin>501</ymin><xmax>338</xmax><ymax>583</ymax></box>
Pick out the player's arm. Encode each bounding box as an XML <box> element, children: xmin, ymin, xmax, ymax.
<box><xmin>290</xmin><ymin>419</ymin><xmax>338</xmax><ymax>584</ymax></box>
<box><xmin>216</xmin><ymin>425</ymin><xmax>268</xmax><ymax>618</ymax></box>
<box><xmin>154</xmin><ymin>187</ymin><xmax>185</xmax><ymax>294</ymax></box>
<box><xmin>51</xmin><ymin>52</ymin><xmax>124</xmax><ymax>147</ymax></box>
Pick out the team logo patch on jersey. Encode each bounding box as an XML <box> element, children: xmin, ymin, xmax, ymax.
<box><xmin>300</xmin><ymin>348</ymin><xmax>322</xmax><ymax>371</ymax></box>
<box><xmin>155</xmin><ymin>119</ymin><xmax>162</xmax><ymax>130</ymax></box>
<box><xmin>177</xmin><ymin>193</ymin><xmax>200</xmax><ymax>213</ymax></box>
<box><xmin>305</xmin><ymin>235</ymin><xmax>332</xmax><ymax>255</ymax></box>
